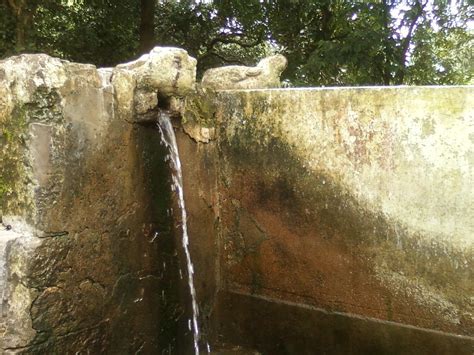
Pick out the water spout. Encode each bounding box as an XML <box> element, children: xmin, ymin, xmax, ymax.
<box><xmin>157</xmin><ymin>112</ymin><xmax>201</xmax><ymax>355</ymax></box>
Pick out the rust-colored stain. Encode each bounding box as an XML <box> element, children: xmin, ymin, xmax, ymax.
<box><xmin>220</xmin><ymin>172</ymin><xmax>467</xmax><ymax>335</ymax></box>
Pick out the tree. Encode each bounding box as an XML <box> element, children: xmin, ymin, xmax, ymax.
<box><xmin>152</xmin><ymin>0</ymin><xmax>269</xmax><ymax>76</ymax></box>
<box><xmin>0</xmin><ymin>0</ymin><xmax>471</xmax><ymax>85</ymax></box>
<box><xmin>139</xmin><ymin>0</ymin><xmax>154</xmax><ymax>53</ymax></box>
<box><xmin>264</xmin><ymin>0</ymin><xmax>472</xmax><ymax>86</ymax></box>
<box><xmin>404</xmin><ymin>0</ymin><xmax>473</xmax><ymax>84</ymax></box>
<box><xmin>2</xmin><ymin>0</ymin><xmax>40</xmax><ymax>52</ymax></box>
<box><xmin>32</xmin><ymin>0</ymin><xmax>139</xmax><ymax>66</ymax></box>
<box><xmin>0</xmin><ymin>1</ymin><xmax>16</xmax><ymax>56</ymax></box>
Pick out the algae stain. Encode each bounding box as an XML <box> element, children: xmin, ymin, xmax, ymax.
<box><xmin>250</xmin><ymin>271</ymin><xmax>263</xmax><ymax>295</ymax></box>
<box><xmin>421</xmin><ymin>117</ymin><xmax>436</xmax><ymax>137</ymax></box>
<box><xmin>183</xmin><ymin>91</ymin><xmax>217</xmax><ymax>127</ymax></box>
<box><xmin>0</xmin><ymin>103</ymin><xmax>34</xmax><ymax>216</ymax></box>
<box><xmin>385</xmin><ymin>295</ymin><xmax>394</xmax><ymax>321</ymax></box>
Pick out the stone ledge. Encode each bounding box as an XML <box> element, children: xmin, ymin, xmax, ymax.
<box><xmin>214</xmin><ymin>291</ymin><xmax>474</xmax><ymax>354</ymax></box>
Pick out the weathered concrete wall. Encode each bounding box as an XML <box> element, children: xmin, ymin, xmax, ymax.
<box><xmin>1</xmin><ymin>48</ymin><xmax>472</xmax><ymax>354</ymax></box>
<box><xmin>0</xmin><ymin>50</ymin><xmax>198</xmax><ymax>353</ymax></box>
<box><xmin>179</xmin><ymin>86</ymin><xmax>474</xmax><ymax>352</ymax></box>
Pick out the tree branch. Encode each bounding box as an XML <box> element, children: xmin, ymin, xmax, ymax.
<box><xmin>211</xmin><ymin>52</ymin><xmax>246</xmax><ymax>65</ymax></box>
<box><xmin>7</xmin><ymin>0</ymin><xmax>20</xmax><ymax>16</ymax></box>
<box><xmin>198</xmin><ymin>50</ymin><xmax>246</xmax><ymax>66</ymax></box>
<box><xmin>207</xmin><ymin>35</ymin><xmax>262</xmax><ymax>51</ymax></box>
<box><xmin>400</xmin><ymin>0</ymin><xmax>424</xmax><ymax>60</ymax></box>
<box><xmin>395</xmin><ymin>0</ymin><xmax>426</xmax><ymax>83</ymax></box>
<box><xmin>381</xmin><ymin>0</ymin><xmax>394</xmax><ymax>84</ymax></box>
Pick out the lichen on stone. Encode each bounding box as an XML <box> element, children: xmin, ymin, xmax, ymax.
<box><xmin>181</xmin><ymin>90</ymin><xmax>218</xmax><ymax>143</ymax></box>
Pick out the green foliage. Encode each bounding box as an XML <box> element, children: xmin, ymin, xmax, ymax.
<box><xmin>152</xmin><ymin>0</ymin><xmax>269</xmax><ymax>76</ymax></box>
<box><xmin>266</xmin><ymin>1</ymin><xmax>396</xmax><ymax>85</ymax></box>
<box><xmin>0</xmin><ymin>0</ymin><xmax>472</xmax><ymax>85</ymax></box>
<box><xmin>265</xmin><ymin>0</ymin><xmax>473</xmax><ymax>86</ymax></box>
<box><xmin>32</xmin><ymin>0</ymin><xmax>139</xmax><ymax>66</ymax></box>
<box><xmin>0</xmin><ymin>2</ymin><xmax>15</xmax><ymax>56</ymax></box>
<box><xmin>405</xmin><ymin>3</ymin><xmax>474</xmax><ymax>85</ymax></box>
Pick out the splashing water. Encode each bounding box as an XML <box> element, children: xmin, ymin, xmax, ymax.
<box><xmin>157</xmin><ymin>112</ymin><xmax>201</xmax><ymax>355</ymax></box>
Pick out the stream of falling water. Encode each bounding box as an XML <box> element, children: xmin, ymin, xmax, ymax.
<box><xmin>157</xmin><ymin>112</ymin><xmax>201</xmax><ymax>355</ymax></box>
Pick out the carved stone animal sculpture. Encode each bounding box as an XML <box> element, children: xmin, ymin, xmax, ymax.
<box><xmin>201</xmin><ymin>54</ymin><xmax>287</xmax><ymax>90</ymax></box>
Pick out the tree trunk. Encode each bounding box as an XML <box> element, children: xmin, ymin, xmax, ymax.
<box><xmin>7</xmin><ymin>0</ymin><xmax>35</xmax><ymax>53</ymax></box>
<box><xmin>393</xmin><ymin>0</ymin><xmax>425</xmax><ymax>84</ymax></box>
<box><xmin>381</xmin><ymin>0</ymin><xmax>394</xmax><ymax>85</ymax></box>
<box><xmin>15</xmin><ymin>11</ymin><xmax>30</xmax><ymax>52</ymax></box>
<box><xmin>139</xmin><ymin>0</ymin><xmax>155</xmax><ymax>53</ymax></box>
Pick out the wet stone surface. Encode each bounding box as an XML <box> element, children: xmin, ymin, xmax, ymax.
<box><xmin>0</xmin><ymin>48</ymin><xmax>198</xmax><ymax>353</ymax></box>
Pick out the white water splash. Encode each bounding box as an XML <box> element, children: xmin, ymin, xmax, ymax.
<box><xmin>157</xmin><ymin>112</ymin><xmax>201</xmax><ymax>355</ymax></box>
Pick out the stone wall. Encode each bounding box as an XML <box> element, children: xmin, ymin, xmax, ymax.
<box><xmin>180</xmin><ymin>86</ymin><xmax>474</xmax><ymax>352</ymax></box>
<box><xmin>0</xmin><ymin>50</ymin><xmax>198</xmax><ymax>353</ymax></box>
<box><xmin>1</xmin><ymin>48</ymin><xmax>472</xmax><ymax>354</ymax></box>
